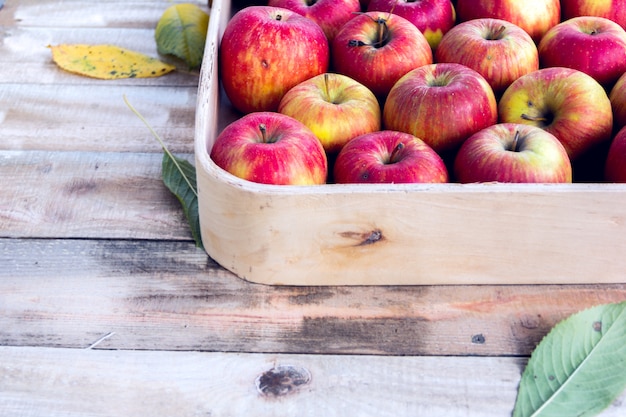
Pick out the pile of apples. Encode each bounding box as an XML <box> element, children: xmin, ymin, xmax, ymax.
<box><xmin>210</xmin><ymin>0</ymin><xmax>626</xmax><ymax>185</ymax></box>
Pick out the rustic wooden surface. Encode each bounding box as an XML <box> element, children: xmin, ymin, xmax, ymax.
<box><xmin>1</xmin><ymin>0</ymin><xmax>625</xmax><ymax>415</ymax></box>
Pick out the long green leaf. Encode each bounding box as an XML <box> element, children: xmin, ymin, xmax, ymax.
<box><xmin>155</xmin><ymin>3</ymin><xmax>209</xmax><ymax>69</ymax></box>
<box><xmin>161</xmin><ymin>153</ymin><xmax>203</xmax><ymax>249</ymax></box>
<box><xmin>123</xmin><ymin>95</ymin><xmax>203</xmax><ymax>249</ymax></box>
<box><xmin>514</xmin><ymin>301</ymin><xmax>626</xmax><ymax>417</ymax></box>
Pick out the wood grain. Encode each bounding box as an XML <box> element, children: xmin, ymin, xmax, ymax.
<box><xmin>0</xmin><ymin>85</ymin><xmax>197</xmax><ymax>153</ymax></box>
<box><xmin>0</xmin><ymin>26</ymin><xmax>201</xmax><ymax>86</ymax></box>
<box><xmin>0</xmin><ymin>0</ymin><xmax>208</xmax><ymax>28</ymax></box>
<box><xmin>0</xmin><ymin>346</ymin><xmax>521</xmax><ymax>417</ymax></box>
<box><xmin>1</xmin><ymin>346</ymin><xmax>625</xmax><ymax>417</ymax></box>
<box><xmin>0</xmin><ymin>151</ymin><xmax>192</xmax><ymax>239</ymax></box>
<box><xmin>0</xmin><ymin>0</ymin><xmax>207</xmax><ymax>86</ymax></box>
<box><xmin>2</xmin><ymin>238</ymin><xmax>625</xmax><ymax>356</ymax></box>
<box><xmin>0</xmin><ymin>0</ymin><xmax>203</xmax><ymax>153</ymax></box>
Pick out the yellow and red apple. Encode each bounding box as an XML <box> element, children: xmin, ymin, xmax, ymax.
<box><xmin>220</xmin><ymin>6</ymin><xmax>329</xmax><ymax>114</ymax></box>
<box><xmin>454</xmin><ymin>123</ymin><xmax>572</xmax><ymax>183</ymax></box>
<box><xmin>366</xmin><ymin>0</ymin><xmax>457</xmax><ymax>49</ymax></box>
<box><xmin>278</xmin><ymin>73</ymin><xmax>381</xmax><ymax>154</ymax></box>
<box><xmin>332</xmin><ymin>11</ymin><xmax>433</xmax><ymax>97</ymax></box>
<box><xmin>333</xmin><ymin>130</ymin><xmax>449</xmax><ymax>184</ymax></box>
<box><xmin>455</xmin><ymin>0</ymin><xmax>560</xmax><ymax>43</ymax></box>
<box><xmin>210</xmin><ymin>112</ymin><xmax>328</xmax><ymax>185</ymax></box>
<box><xmin>498</xmin><ymin>67</ymin><xmax>613</xmax><ymax>161</ymax></box>
<box><xmin>267</xmin><ymin>0</ymin><xmax>361</xmax><ymax>42</ymax></box>
<box><xmin>538</xmin><ymin>16</ymin><xmax>626</xmax><ymax>89</ymax></box>
<box><xmin>383</xmin><ymin>63</ymin><xmax>498</xmax><ymax>153</ymax></box>
<box><xmin>435</xmin><ymin>18</ymin><xmax>539</xmax><ymax>96</ymax></box>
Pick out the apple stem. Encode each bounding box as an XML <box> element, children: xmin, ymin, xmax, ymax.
<box><xmin>259</xmin><ymin>123</ymin><xmax>268</xmax><ymax>143</ymax></box>
<box><xmin>348</xmin><ymin>15</ymin><xmax>390</xmax><ymax>48</ymax></box>
<box><xmin>521</xmin><ymin>113</ymin><xmax>549</xmax><ymax>123</ymax></box>
<box><xmin>376</xmin><ymin>18</ymin><xmax>388</xmax><ymax>47</ymax></box>
<box><xmin>323</xmin><ymin>73</ymin><xmax>330</xmax><ymax>101</ymax></box>
<box><xmin>511</xmin><ymin>130</ymin><xmax>521</xmax><ymax>152</ymax></box>
<box><xmin>488</xmin><ymin>25</ymin><xmax>507</xmax><ymax>40</ymax></box>
<box><xmin>389</xmin><ymin>141</ymin><xmax>405</xmax><ymax>163</ymax></box>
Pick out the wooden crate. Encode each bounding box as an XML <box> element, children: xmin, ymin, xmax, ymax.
<box><xmin>194</xmin><ymin>0</ymin><xmax>626</xmax><ymax>286</ymax></box>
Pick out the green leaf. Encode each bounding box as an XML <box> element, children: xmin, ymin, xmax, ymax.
<box><xmin>123</xmin><ymin>95</ymin><xmax>203</xmax><ymax>250</ymax></box>
<box><xmin>161</xmin><ymin>152</ymin><xmax>203</xmax><ymax>250</ymax></box>
<box><xmin>155</xmin><ymin>3</ymin><xmax>209</xmax><ymax>69</ymax></box>
<box><xmin>514</xmin><ymin>301</ymin><xmax>626</xmax><ymax>417</ymax></box>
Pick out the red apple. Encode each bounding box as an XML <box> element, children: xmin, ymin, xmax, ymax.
<box><xmin>455</xmin><ymin>0</ymin><xmax>560</xmax><ymax>43</ymax></box>
<box><xmin>561</xmin><ymin>0</ymin><xmax>626</xmax><ymax>29</ymax></box>
<box><xmin>210</xmin><ymin>112</ymin><xmax>327</xmax><ymax>185</ymax></box>
<box><xmin>435</xmin><ymin>18</ymin><xmax>539</xmax><ymax>95</ymax></box>
<box><xmin>498</xmin><ymin>67</ymin><xmax>613</xmax><ymax>160</ymax></box>
<box><xmin>383</xmin><ymin>62</ymin><xmax>498</xmax><ymax>153</ymax></box>
<box><xmin>267</xmin><ymin>0</ymin><xmax>361</xmax><ymax>42</ymax></box>
<box><xmin>605</xmin><ymin>125</ymin><xmax>626</xmax><ymax>182</ymax></box>
<box><xmin>219</xmin><ymin>6</ymin><xmax>329</xmax><ymax>114</ymax></box>
<box><xmin>454</xmin><ymin>123</ymin><xmax>572</xmax><ymax>183</ymax></box>
<box><xmin>333</xmin><ymin>130</ymin><xmax>449</xmax><ymax>184</ymax></box>
<box><xmin>278</xmin><ymin>73</ymin><xmax>381</xmax><ymax>154</ymax></box>
<box><xmin>609</xmin><ymin>71</ymin><xmax>626</xmax><ymax>131</ymax></box>
<box><xmin>366</xmin><ymin>0</ymin><xmax>457</xmax><ymax>50</ymax></box>
<box><xmin>538</xmin><ymin>16</ymin><xmax>626</xmax><ymax>88</ymax></box>
<box><xmin>332</xmin><ymin>11</ymin><xmax>433</xmax><ymax>97</ymax></box>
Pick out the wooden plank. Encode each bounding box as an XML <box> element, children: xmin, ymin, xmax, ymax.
<box><xmin>0</xmin><ymin>0</ymin><xmax>204</xmax><ymax>147</ymax></box>
<box><xmin>1</xmin><ymin>346</ymin><xmax>625</xmax><ymax>417</ymax></box>
<box><xmin>0</xmin><ymin>0</ymin><xmax>209</xmax><ymax>29</ymax></box>
<box><xmin>1</xmin><ymin>238</ymin><xmax>625</xmax><ymax>356</ymax></box>
<box><xmin>0</xmin><ymin>347</ymin><xmax>520</xmax><ymax>417</ymax></box>
<box><xmin>0</xmin><ymin>151</ymin><xmax>193</xmax><ymax>239</ymax></box>
<box><xmin>0</xmin><ymin>0</ymin><xmax>210</xmax><ymax>85</ymax></box>
<box><xmin>0</xmin><ymin>27</ymin><xmax>202</xmax><ymax>85</ymax></box>
<box><xmin>0</xmin><ymin>85</ymin><xmax>197</xmax><ymax>153</ymax></box>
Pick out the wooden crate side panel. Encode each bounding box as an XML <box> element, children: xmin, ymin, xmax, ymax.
<box><xmin>196</xmin><ymin>168</ymin><xmax>626</xmax><ymax>285</ymax></box>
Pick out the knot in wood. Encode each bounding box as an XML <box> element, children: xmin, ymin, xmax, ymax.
<box><xmin>256</xmin><ymin>365</ymin><xmax>311</xmax><ymax>398</ymax></box>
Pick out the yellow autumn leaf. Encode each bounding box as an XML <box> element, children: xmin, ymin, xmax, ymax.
<box><xmin>48</xmin><ymin>44</ymin><xmax>176</xmax><ymax>80</ymax></box>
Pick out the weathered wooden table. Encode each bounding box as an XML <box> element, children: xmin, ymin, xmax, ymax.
<box><xmin>1</xmin><ymin>1</ymin><xmax>625</xmax><ymax>415</ymax></box>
